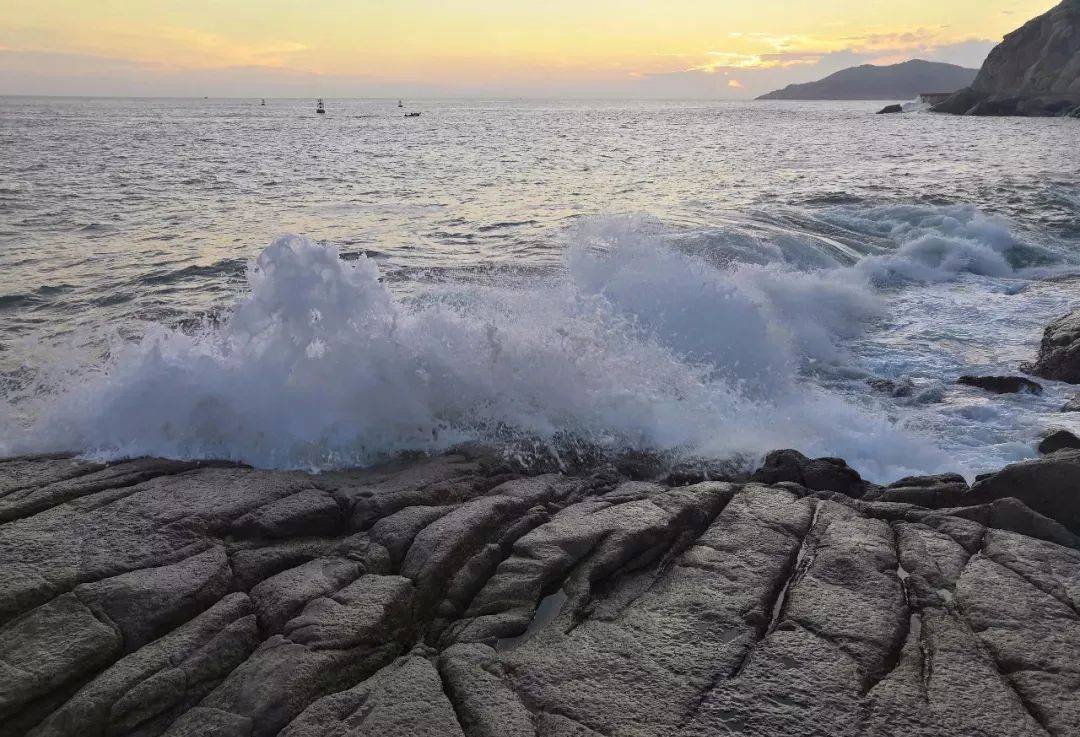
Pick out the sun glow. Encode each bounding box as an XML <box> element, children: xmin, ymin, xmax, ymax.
<box><xmin>0</xmin><ymin>1</ymin><xmax>1059</xmax><ymax>97</ymax></box>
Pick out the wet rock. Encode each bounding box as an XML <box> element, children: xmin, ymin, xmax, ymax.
<box><xmin>957</xmin><ymin>374</ymin><xmax>1044</xmax><ymax>395</ymax></box>
<box><xmin>28</xmin><ymin>594</ymin><xmax>259</xmax><ymax>737</ymax></box>
<box><xmin>1062</xmin><ymin>394</ymin><xmax>1080</xmax><ymax>412</ymax></box>
<box><xmin>1039</xmin><ymin>428</ymin><xmax>1080</xmax><ymax>454</ymax></box>
<box><xmin>74</xmin><ymin>546</ymin><xmax>232</xmax><ymax>651</ymax></box>
<box><xmin>751</xmin><ymin>449</ymin><xmax>810</xmax><ymax>485</ymax></box>
<box><xmin>282</xmin><ymin>655</ymin><xmax>464</xmax><ymax>737</ymax></box>
<box><xmin>3</xmin><ymin>452</ymin><xmax>1080</xmax><ymax>735</ymax></box>
<box><xmin>876</xmin><ymin>104</ymin><xmax>903</xmax><ymax>114</ymax></box>
<box><xmin>867</xmin><ymin>377</ymin><xmax>915</xmax><ymax>397</ymax></box>
<box><xmin>663</xmin><ymin>456</ymin><xmax>749</xmax><ymax>486</ymax></box>
<box><xmin>231</xmin><ymin>489</ymin><xmax>345</xmax><ymax>539</ymax></box>
<box><xmin>0</xmin><ymin>593</ymin><xmax>122</xmax><ymax>723</ymax></box>
<box><xmin>966</xmin><ymin>449</ymin><xmax>1080</xmax><ymax>533</ymax></box>
<box><xmin>752</xmin><ymin>450</ymin><xmax>866</xmax><ymax>496</ymax></box>
<box><xmin>802</xmin><ymin>457</ymin><xmax>865</xmax><ymax>496</ymax></box>
<box><xmin>250</xmin><ymin>557</ymin><xmax>366</xmax><ymax>634</ymax></box>
<box><xmin>862</xmin><ymin>472</ymin><xmax>969</xmax><ymax>508</ymax></box>
<box><xmin>1025</xmin><ymin>308</ymin><xmax>1080</xmax><ymax>383</ymax></box>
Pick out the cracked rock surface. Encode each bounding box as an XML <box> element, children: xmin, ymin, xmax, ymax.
<box><xmin>2</xmin><ymin>450</ymin><xmax>1079</xmax><ymax>736</ymax></box>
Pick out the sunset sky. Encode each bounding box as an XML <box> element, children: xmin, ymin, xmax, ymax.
<box><xmin>0</xmin><ymin>1</ymin><xmax>1059</xmax><ymax>98</ymax></box>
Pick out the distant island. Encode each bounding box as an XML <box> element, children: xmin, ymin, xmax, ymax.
<box><xmin>757</xmin><ymin>59</ymin><xmax>978</xmax><ymax>101</ymax></box>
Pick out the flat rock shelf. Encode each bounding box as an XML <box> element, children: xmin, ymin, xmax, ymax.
<box><xmin>2</xmin><ymin>449</ymin><xmax>1079</xmax><ymax>736</ymax></box>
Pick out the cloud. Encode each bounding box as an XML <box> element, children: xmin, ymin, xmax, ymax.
<box><xmin>728</xmin><ymin>79</ymin><xmax>743</xmax><ymax>89</ymax></box>
<box><xmin>621</xmin><ymin>34</ymin><xmax>997</xmax><ymax>100</ymax></box>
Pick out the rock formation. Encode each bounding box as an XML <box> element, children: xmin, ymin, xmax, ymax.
<box><xmin>957</xmin><ymin>375</ymin><xmax>1044</xmax><ymax>395</ymax></box>
<box><xmin>2</xmin><ymin>447</ymin><xmax>1080</xmax><ymax>736</ymax></box>
<box><xmin>1025</xmin><ymin>308</ymin><xmax>1080</xmax><ymax>383</ymax></box>
<box><xmin>935</xmin><ymin>0</ymin><xmax>1080</xmax><ymax>116</ymax></box>
<box><xmin>1038</xmin><ymin>429</ymin><xmax>1080</xmax><ymax>454</ymax></box>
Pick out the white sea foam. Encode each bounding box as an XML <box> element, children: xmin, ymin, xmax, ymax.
<box><xmin>825</xmin><ymin>204</ymin><xmax>1061</xmax><ymax>284</ymax></box>
<box><xmin>1</xmin><ymin>215</ymin><xmax>951</xmax><ymax>479</ymax></box>
<box><xmin>4</xmin><ymin>205</ymin><xmax>1075</xmax><ymax>480</ymax></box>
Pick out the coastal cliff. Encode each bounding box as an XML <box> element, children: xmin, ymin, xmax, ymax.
<box><xmin>935</xmin><ymin>0</ymin><xmax>1080</xmax><ymax>116</ymax></box>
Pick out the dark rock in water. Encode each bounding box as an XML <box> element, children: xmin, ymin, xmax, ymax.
<box><xmin>612</xmin><ymin>450</ymin><xmax>668</xmax><ymax>480</ymax></box>
<box><xmin>876</xmin><ymin>104</ymin><xmax>903</xmax><ymax>114</ymax></box>
<box><xmin>750</xmin><ymin>448</ymin><xmax>810</xmax><ymax>485</ymax></box>
<box><xmin>802</xmin><ymin>457</ymin><xmax>864</xmax><ymax>496</ymax></box>
<box><xmin>663</xmin><ymin>457</ymin><xmax>748</xmax><ymax>486</ymax></box>
<box><xmin>1039</xmin><ymin>428</ymin><xmax>1080</xmax><ymax>454</ymax></box>
<box><xmin>934</xmin><ymin>0</ymin><xmax>1080</xmax><ymax>117</ymax></box>
<box><xmin>4</xmin><ymin>450</ymin><xmax>1080</xmax><ymax>736</ymax></box>
<box><xmin>967</xmin><ymin>449</ymin><xmax>1080</xmax><ymax>532</ymax></box>
<box><xmin>867</xmin><ymin>377</ymin><xmax>915</xmax><ymax>397</ymax></box>
<box><xmin>862</xmin><ymin>472</ymin><xmax>970</xmax><ymax>507</ymax></box>
<box><xmin>957</xmin><ymin>374</ymin><xmax>1044</xmax><ymax>395</ymax></box>
<box><xmin>751</xmin><ymin>449</ymin><xmax>866</xmax><ymax>497</ymax></box>
<box><xmin>1024</xmin><ymin>308</ymin><xmax>1080</xmax><ymax>383</ymax></box>
<box><xmin>1064</xmin><ymin>394</ymin><xmax>1080</xmax><ymax>412</ymax></box>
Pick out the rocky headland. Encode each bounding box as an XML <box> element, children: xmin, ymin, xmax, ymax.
<box><xmin>757</xmin><ymin>59</ymin><xmax>977</xmax><ymax>101</ymax></box>
<box><xmin>935</xmin><ymin>0</ymin><xmax>1080</xmax><ymax>117</ymax></box>
<box><xmin>4</xmin><ymin>308</ymin><xmax>1080</xmax><ymax>737</ymax></box>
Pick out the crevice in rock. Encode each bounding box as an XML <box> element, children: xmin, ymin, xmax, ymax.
<box><xmin>0</xmin><ymin>462</ymin><xmax>226</xmax><ymax>524</ymax></box>
<box><xmin>952</xmin><ymin>592</ymin><xmax>1054</xmax><ymax>736</ymax></box>
<box><xmin>435</xmin><ymin>656</ymin><xmax>491</xmax><ymax>737</ymax></box>
<box><xmin>434</xmin><ymin>507</ymin><xmax>557</xmax><ymax>632</ymax></box>
<box><xmin>0</xmin><ymin>668</ymin><xmax>103</xmax><ymax>737</ymax></box>
<box><xmin>590</xmin><ymin>489</ymin><xmax>738</xmax><ymax>625</ymax></box>
<box><xmin>983</xmin><ymin>553</ymin><xmax>1080</xmax><ymax>620</ymax></box>
<box><xmin>731</xmin><ymin>500</ymin><xmax>821</xmax><ymax>680</ymax></box>
<box><xmin>675</xmin><ymin>500</ymin><xmax>821</xmax><ymax>733</ymax></box>
<box><xmin>861</xmin><ymin>522</ymin><xmax>920</xmax><ymax>697</ymax></box>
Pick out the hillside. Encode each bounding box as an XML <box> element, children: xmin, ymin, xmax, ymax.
<box><xmin>757</xmin><ymin>59</ymin><xmax>978</xmax><ymax>100</ymax></box>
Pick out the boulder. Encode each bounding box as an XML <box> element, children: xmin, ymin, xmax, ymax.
<box><xmin>752</xmin><ymin>449</ymin><xmax>867</xmax><ymax>497</ymax></box>
<box><xmin>957</xmin><ymin>375</ymin><xmax>1043</xmax><ymax>395</ymax></box>
<box><xmin>1064</xmin><ymin>394</ymin><xmax>1080</xmax><ymax>412</ymax></box>
<box><xmin>862</xmin><ymin>472</ymin><xmax>969</xmax><ymax>507</ymax></box>
<box><xmin>1024</xmin><ymin>308</ymin><xmax>1080</xmax><ymax>383</ymax></box>
<box><xmin>867</xmin><ymin>377</ymin><xmax>915</xmax><ymax>397</ymax></box>
<box><xmin>876</xmin><ymin>104</ymin><xmax>903</xmax><ymax>114</ymax></box>
<box><xmin>966</xmin><ymin>449</ymin><xmax>1080</xmax><ymax>532</ymax></box>
<box><xmin>750</xmin><ymin>449</ymin><xmax>810</xmax><ymax>485</ymax></box>
<box><xmin>1038</xmin><ymin>428</ymin><xmax>1080</xmax><ymax>454</ymax></box>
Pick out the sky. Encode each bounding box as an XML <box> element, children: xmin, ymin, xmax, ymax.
<box><xmin>0</xmin><ymin>1</ymin><xmax>1060</xmax><ymax>99</ymax></box>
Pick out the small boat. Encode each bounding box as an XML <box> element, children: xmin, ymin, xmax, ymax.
<box><xmin>398</xmin><ymin>100</ymin><xmax>404</xmax><ymax>108</ymax></box>
<box><xmin>405</xmin><ymin>111</ymin><xmax>422</xmax><ymax>118</ymax></box>
<box><xmin>261</xmin><ymin>98</ymin><xmax>266</xmax><ymax>106</ymax></box>
<box><xmin>316</xmin><ymin>99</ymin><xmax>326</xmax><ymax>114</ymax></box>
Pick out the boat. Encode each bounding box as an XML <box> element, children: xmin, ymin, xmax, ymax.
<box><xmin>261</xmin><ymin>98</ymin><xmax>266</xmax><ymax>106</ymax></box>
<box><xmin>405</xmin><ymin>111</ymin><xmax>422</xmax><ymax>118</ymax></box>
<box><xmin>398</xmin><ymin>100</ymin><xmax>404</xmax><ymax>108</ymax></box>
<box><xmin>316</xmin><ymin>99</ymin><xmax>325</xmax><ymax>114</ymax></box>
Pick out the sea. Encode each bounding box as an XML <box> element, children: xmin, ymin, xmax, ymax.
<box><xmin>1</xmin><ymin>96</ymin><xmax>1078</xmax><ymax>480</ymax></box>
